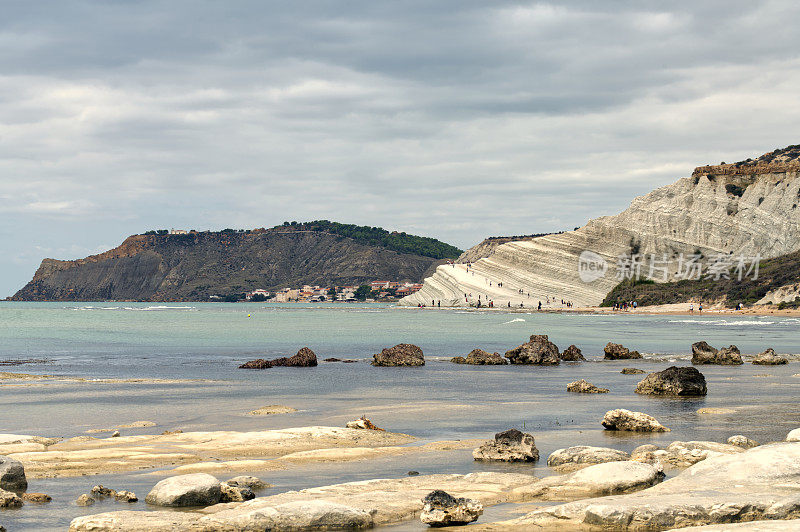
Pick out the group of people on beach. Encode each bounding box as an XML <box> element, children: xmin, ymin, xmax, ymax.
<box><xmin>613</xmin><ymin>301</ymin><xmax>638</xmax><ymax>311</ymax></box>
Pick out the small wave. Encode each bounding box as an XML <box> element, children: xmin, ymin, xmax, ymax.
<box><xmin>501</xmin><ymin>318</ymin><xmax>526</xmax><ymax>324</ymax></box>
<box><xmin>668</xmin><ymin>319</ymin><xmax>775</xmax><ymax>326</ymax></box>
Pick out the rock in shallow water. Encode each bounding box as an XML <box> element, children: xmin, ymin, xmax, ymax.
<box><xmin>0</xmin><ymin>455</ymin><xmax>27</xmax><ymax>492</ymax></box>
<box><xmin>692</xmin><ymin>341</ymin><xmax>743</xmax><ymax>365</ymax></box>
<box><xmin>602</xmin><ymin>409</ymin><xmax>670</xmax><ymax>432</ymax></box>
<box><xmin>567</xmin><ymin>379</ymin><xmax>609</xmax><ymax>393</ymax></box>
<box><xmin>634</xmin><ymin>366</ymin><xmax>707</xmax><ymax>396</ymax></box>
<box><xmin>22</xmin><ymin>492</ymin><xmax>52</xmax><ymax>503</ymax></box>
<box><xmin>75</xmin><ymin>494</ymin><xmax>94</xmax><ymax>506</ymax></box>
<box><xmin>371</xmin><ymin>344</ymin><xmax>425</xmax><ymax>366</ymax></box>
<box><xmin>239</xmin><ymin>347</ymin><xmax>318</xmax><ymax>369</ymax></box>
<box><xmin>603</xmin><ymin>342</ymin><xmax>642</xmax><ymax>360</ymax></box>
<box><xmin>621</xmin><ymin>367</ymin><xmax>646</xmax><ymax>374</ymax></box>
<box><xmin>473</xmin><ymin>428</ymin><xmax>539</xmax><ymax>462</ymax></box>
<box><xmin>145</xmin><ymin>473</ymin><xmax>221</xmax><ymax>507</ymax></box>
<box><xmin>219</xmin><ymin>482</ymin><xmax>254</xmax><ymax>502</ymax></box>
<box><xmin>420</xmin><ymin>489</ymin><xmax>484</xmax><ymax>527</ymax></box>
<box><xmin>505</xmin><ymin>335</ymin><xmax>560</xmax><ymax>365</ymax></box>
<box><xmin>560</xmin><ymin>344</ymin><xmax>586</xmax><ymax>361</ymax></box>
<box><xmin>463</xmin><ymin>349</ymin><xmax>508</xmax><ymax>365</ymax></box>
<box><xmin>752</xmin><ymin>348</ymin><xmax>788</xmax><ymax>365</ymax></box>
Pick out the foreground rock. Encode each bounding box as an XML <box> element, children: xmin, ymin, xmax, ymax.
<box><xmin>500</xmin><ymin>442</ymin><xmax>800</xmax><ymax>530</ymax></box>
<box><xmin>473</xmin><ymin>429</ymin><xmax>539</xmax><ymax>462</ymax></box>
<box><xmin>504</xmin><ymin>335</ymin><xmax>560</xmax><ymax>365</ymax></box>
<box><xmin>371</xmin><ymin>344</ymin><xmax>425</xmax><ymax>366</ymax></box>
<box><xmin>0</xmin><ymin>455</ymin><xmax>27</xmax><ymax>491</ymax></box>
<box><xmin>462</xmin><ymin>349</ymin><xmax>508</xmax><ymax>365</ymax></box>
<box><xmin>70</xmin><ymin>472</ymin><xmax>536</xmax><ymax>531</ymax></box>
<box><xmin>560</xmin><ymin>345</ymin><xmax>586</xmax><ymax>361</ymax></box>
<box><xmin>145</xmin><ymin>473</ymin><xmax>222</xmax><ymax>507</ymax></box>
<box><xmin>0</xmin><ymin>487</ymin><xmax>23</xmax><ymax>508</ymax></box>
<box><xmin>631</xmin><ymin>440</ymin><xmax>744</xmax><ymax>468</ymax></box>
<box><xmin>602</xmin><ymin>409</ymin><xmax>670</xmax><ymax>432</ymax></box>
<box><xmin>5</xmin><ymin>426</ymin><xmax>415</xmax><ymax>478</ymax></box>
<box><xmin>513</xmin><ymin>461</ymin><xmax>662</xmax><ymax>500</ymax></box>
<box><xmin>419</xmin><ymin>490</ymin><xmax>483</xmax><ymax>527</ymax></box>
<box><xmin>634</xmin><ymin>366</ymin><xmax>707</xmax><ymax>396</ymax></box>
<box><xmin>753</xmin><ymin>348</ymin><xmax>789</xmax><ymax>365</ymax></box>
<box><xmin>239</xmin><ymin>347</ymin><xmax>318</xmax><ymax>369</ymax></box>
<box><xmin>567</xmin><ymin>379</ymin><xmax>609</xmax><ymax>393</ymax></box>
<box><xmin>691</xmin><ymin>341</ymin><xmax>743</xmax><ymax>365</ymax></box>
<box><xmin>728</xmin><ymin>435</ymin><xmax>759</xmax><ymax>448</ymax></box>
<box><xmin>345</xmin><ymin>417</ymin><xmax>384</xmax><ymax>431</ymax></box>
<box><xmin>603</xmin><ymin>342</ymin><xmax>642</xmax><ymax>360</ymax></box>
<box><xmin>547</xmin><ymin>446</ymin><xmax>630</xmax><ymax>471</ymax></box>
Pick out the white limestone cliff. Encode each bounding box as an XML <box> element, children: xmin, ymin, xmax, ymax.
<box><xmin>401</xmin><ymin>146</ymin><xmax>800</xmax><ymax>308</ymax></box>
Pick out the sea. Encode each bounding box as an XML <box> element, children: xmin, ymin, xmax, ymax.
<box><xmin>1</xmin><ymin>301</ymin><xmax>799</xmax><ymax>530</ymax></box>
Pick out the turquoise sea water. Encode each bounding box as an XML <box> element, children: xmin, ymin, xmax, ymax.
<box><xmin>1</xmin><ymin>301</ymin><xmax>799</xmax><ymax>530</ymax></box>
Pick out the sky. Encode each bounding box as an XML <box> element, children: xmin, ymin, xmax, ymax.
<box><xmin>2</xmin><ymin>1</ymin><xmax>800</xmax><ymax>297</ymax></box>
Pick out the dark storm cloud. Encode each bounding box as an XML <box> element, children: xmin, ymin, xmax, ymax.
<box><xmin>2</xmin><ymin>1</ymin><xmax>800</xmax><ymax>296</ymax></box>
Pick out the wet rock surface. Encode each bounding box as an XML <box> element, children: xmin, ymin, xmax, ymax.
<box><xmin>621</xmin><ymin>367</ymin><xmax>646</xmax><ymax>374</ymax></box>
<box><xmin>504</xmin><ymin>335</ymin><xmax>560</xmax><ymax>365</ymax></box>
<box><xmin>371</xmin><ymin>344</ymin><xmax>425</xmax><ymax>366</ymax></box>
<box><xmin>463</xmin><ymin>349</ymin><xmax>508</xmax><ymax>365</ymax></box>
<box><xmin>602</xmin><ymin>409</ymin><xmax>670</xmax><ymax>432</ymax></box>
<box><xmin>634</xmin><ymin>366</ymin><xmax>707</xmax><ymax>396</ymax></box>
<box><xmin>560</xmin><ymin>344</ymin><xmax>586</xmax><ymax>361</ymax></box>
<box><xmin>752</xmin><ymin>348</ymin><xmax>788</xmax><ymax>365</ymax></box>
<box><xmin>239</xmin><ymin>347</ymin><xmax>318</xmax><ymax>369</ymax></box>
<box><xmin>692</xmin><ymin>341</ymin><xmax>743</xmax><ymax>365</ymax></box>
<box><xmin>603</xmin><ymin>342</ymin><xmax>642</xmax><ymax>360</ymax></box>
<box><xmin>567</xmin><ymin>379</ymin><xmax>609</xmax><ymax>393</ymax></box>
<box><xmin>473</xmin><ymin>429</ymin><xmax>539</xmax><ymax>462</ymax></box>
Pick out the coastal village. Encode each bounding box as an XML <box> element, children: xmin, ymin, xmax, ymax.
<box><xmin>238</xmin><ymin>281</ymin><xmax>424</xmax><ymax>302</ymax></box>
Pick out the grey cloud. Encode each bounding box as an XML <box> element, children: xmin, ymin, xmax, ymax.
<box><xmin>1</xmin><ymin>1</ymin><xmax>800</xmax><ymax>296</ymax></box>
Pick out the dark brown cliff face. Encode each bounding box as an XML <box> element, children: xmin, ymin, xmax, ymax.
<box><xmin>12</xmin><ymin>231</ymin><xmax>444</xmax><ymax>301</ymax></box>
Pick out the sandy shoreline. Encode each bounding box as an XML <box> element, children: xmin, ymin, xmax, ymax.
<box><xmin>412</xmin><ymin>302</ymin><xmax>800</xmax><ymax>317</ymax></box>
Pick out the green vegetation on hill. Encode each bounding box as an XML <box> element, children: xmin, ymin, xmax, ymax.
<box><xmin>143</xmin><ymin>221</ymin><xmax>463</xmax><ymax>260</ymax></box>
<box><xmin>280</xmin><ymin>220</ymin><xmax>462</xmax><ymax>259</ymax></box>
<box><xmin>600</xmin><ymin>250</ymin><xmax>800</xmax><ymax>307</ymax></box>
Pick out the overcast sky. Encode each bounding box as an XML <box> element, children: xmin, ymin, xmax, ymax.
<box><xmin>2</xmin><ymin>1</ymin><xmax>800</xmax><ymax>297</ymax></box>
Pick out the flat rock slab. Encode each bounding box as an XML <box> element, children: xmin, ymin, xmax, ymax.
<box><xmin>4</xmin><ymin>426</ymin><xmax>415</xmax><ymax>478</ymax></box>
<box><xmin>70</xmin><ymin>472</ymin><xmax>536</xmax><ymax>531</ymax></box>
<box><xmin>500</xmin><ymin>442</ymin><xmax>800</xmax><ymax>530</ymax></box>
<box><xmin>673</xmin><ymin>520</ymin><xmax>800</xmax><ymax>531</ymax></box>
<box><xmin>547</xmin><ymin>446</ymin><xmax>630</xmax><ymax>471</ymax></box>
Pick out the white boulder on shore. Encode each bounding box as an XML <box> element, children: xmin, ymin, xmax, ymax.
<box><xmin>602</xmin><ymin>409</ymin><xmax>670</xmax><ymax>432</ymax></box>
<box><xmin>145</xmin><ymin>473</ymin><xmax>222</xmax><ymax>507</ymax></box>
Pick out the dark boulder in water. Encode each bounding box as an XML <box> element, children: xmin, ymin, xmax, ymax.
<box><xmin>505</xmin><ymin>335</ymin><xmax>560</xmax><ymax>365</ymax></box>
<box><xmin>635</xmin><ymin>366</ymin><xmax>707</xmax><ymax>396</ymax></box>
<box><xmin>239</xmin><ymin>347</ymin><xmax>317</xmax><ymax>369</ymax></box>
<box><xmin>372</xmin><ymin>344</ymin><xmax>425</xmax><ymax>366</ymax></box>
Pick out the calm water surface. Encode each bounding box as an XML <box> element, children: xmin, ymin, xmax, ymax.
<box><xmin>1</xmin><ymin>302</ymin><xmax>799</xmax><ymax>530</ymax></box>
